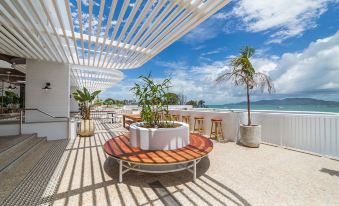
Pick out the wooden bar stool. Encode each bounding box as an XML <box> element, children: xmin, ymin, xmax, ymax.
<box><xmin>164</xmin><ymin>113</ymin><xmax>172</xmax><ymax>121</ymax></box>
<box><xmin>210</xmin><ymin>118</ymin><xmax>224</xmax><ymax>142</ymax></box>
<box><xmin>172</xmin><ymin>114</ymin><xmax>180</xmax><ymax>121</ymax></box>
<box><xmin>193</xmin><ymin>117</ymin><xmax>204</xmax><ymax>134</ymax></box>
<box><xmin>182</xmin><ymin>115</ymin><xmax>191</xmax><ymax>124</ymax></box>
<box><xmin>157</xmin><ymin>112</ymin><xmax>164</xmax><ymax>121</ymax></box>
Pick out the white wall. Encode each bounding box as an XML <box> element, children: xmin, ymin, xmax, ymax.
<box><xmin>25</xmin><ymin>59</ymin><xmax>70</xmax><ymax>121</ymax></box>
<box><xmin>22</xmin><ymin>122</ymin><xmax>68</xmax><ymax>141</ymax></box>
<box><xmin>70</xmin><ymin>86</ymin><xmax>79</xmax><ymax>112</ymax></box>
<box><xmin>169</xmin><ymin>109</ymin><xmax>242</xmax><ymax>141</ymax></box>
<box><xmin>0</xmin><ymin>124</ymin><xmax>20</xmax><ymax>136</ymax></box>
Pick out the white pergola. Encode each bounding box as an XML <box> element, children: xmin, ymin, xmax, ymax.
<box><xmin>70</xmin><ymin>65</ymin><xmax>123</xmax><ymax>92</ymax></box>
<box><xmin>0</xmin><ymin>0</ymin><xmax>229</xmax><ymax>90</ymax></box>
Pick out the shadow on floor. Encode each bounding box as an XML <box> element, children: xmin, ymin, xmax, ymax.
<box><xmin>104</xmin><ymin>152</ymin><xmax>251</xmax><ymax>205</ymax></box>
<box><xmin>320</xmin><ymin>168</ymin><xmax>339</xmax><ymax>177</ymax></box>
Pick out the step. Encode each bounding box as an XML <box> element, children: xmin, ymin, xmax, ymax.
<box><xmin>0</xmin><ymin>135</ymin><xmax>46</xmax><ymax>172</ymax></box>
<box><xmin>0</xmin><ymin>134</ymin><xmax>36</xmax><ymax>154</ymax></box>
<box><xmin>0</xmin><ymin>139</ymin><xmax>55</xmax><ymax>203</ymax></box>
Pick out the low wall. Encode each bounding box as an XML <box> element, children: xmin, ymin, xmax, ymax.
<box><xmin>22</xmin><ymin>121</ymin><xmax>69</xmax><ymax>141</ymax></box>
<box><xmin>170</xmin><ymin>109</ymin><xmax>339</xmax><ymax>159</ymax></box>
<box><xmin>0</xmin><ymin>124</ymin><xmax>20</xmax><ymax>136</ymax></box>
<box><xmin>169</xmin><ymin>109</ymin><xmax>243</xmax><ymax>142</ymax></box>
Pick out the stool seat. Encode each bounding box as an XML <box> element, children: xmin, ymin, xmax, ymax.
<box><xmin>194</xmin><ymin>116</ymin><xmax>204</xmax><ymax>119</ymax></box>
<box><xmin>211</xmin><ymin>118</ymin><xmax>222</xmax><ymax>121</ymax></box>
<box><xmin>182</xmin><ymin>115</ymin><xmax>191</xmax><ymax>117</ymax></box>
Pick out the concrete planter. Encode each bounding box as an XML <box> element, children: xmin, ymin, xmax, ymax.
<box><xmin>239</xmin><ymin>124</ymin><xmax>261</xmax><ymax>148</ymax></box>
<box><xmin>79</xmin><ymin>119</ymin><xmax>95</xmax><ymax>137</ymax></box>
<box><xmin>130</xmin><ymin>122</ymin><xmax>190</xmax><ymax>150</ymax></box>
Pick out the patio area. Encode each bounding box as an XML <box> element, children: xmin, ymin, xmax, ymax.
<box><xmin>0</xmin><ymin>120</ymin><xmax>338</xmax><ymax>206</ymax></box>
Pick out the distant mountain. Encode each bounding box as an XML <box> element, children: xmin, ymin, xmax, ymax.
<box><xmin>225</xmin><ymin>98</ymin><xmax>339</xmax><ymax>106</ymax></box>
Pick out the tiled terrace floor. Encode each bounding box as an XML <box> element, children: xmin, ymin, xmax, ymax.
<box><xmin>1</xmin><ymin>120</ymin><xmax>338</xmax><ymax>205</ymax></box>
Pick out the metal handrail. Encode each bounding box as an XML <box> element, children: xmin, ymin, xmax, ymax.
<box><xmin>24</xmin><ymin>108</ymin><xmax>69</xmax><ymax>119</ymax></box>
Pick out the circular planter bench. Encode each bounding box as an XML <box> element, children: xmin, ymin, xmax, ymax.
<box><xmin>103</xmin><ymin>133</ymin><xmax>213</xmax><ymax>182</ymax></box>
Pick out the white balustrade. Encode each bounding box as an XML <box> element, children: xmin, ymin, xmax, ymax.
<box><xmin>170</xmin><ymin>109</ymin><xmax>339</xmax><ymax>159</ymax></box>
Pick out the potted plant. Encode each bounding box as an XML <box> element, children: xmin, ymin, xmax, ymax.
<box><xmin>216</xmin><ymin>46</ymin><xmax>274</xmax><ymax>147</ymax></box>
<box><xmin>73</xmin><ymin>87</ymin><xmax>101</xmax><ymax>137</ymax></box>
<box><xmin>130</xmin><ymin>74</ymin><xmax>189</xmax><ymax>150</ymax></box>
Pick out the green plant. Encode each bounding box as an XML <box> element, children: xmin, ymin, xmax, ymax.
<box><xmin>72</xmin><ymin>87</ymin><xmax>101</xmax><ymax>120</ymax></box>
<box><xmin>216</xmin><ymin>46</ymin><xmax>274</xmax><ymax>125</ymax></box>
<box><xmin>131</xmin><ymin>74</ymin><xmax>173</xmax><ymax>127</ymax></box>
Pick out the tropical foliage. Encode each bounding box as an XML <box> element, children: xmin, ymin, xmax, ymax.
<box><xmin>131</xmin><ymin>74</ymin><xmax>174</xmax><ymax>127</ymax></box>
<box><xmin>73</xmin><ymin>87</ymin><xmax>101</xmax><ymax>120</ymax></box>
<box><xmin>216</xmin><ymin>46</ymin><xmax>274</xmax><ymax>125</ymax></box>
<box><xmin>186</xmin><ymin>99</ymin><xmax>207</xmax><ymax>108</ymax></box>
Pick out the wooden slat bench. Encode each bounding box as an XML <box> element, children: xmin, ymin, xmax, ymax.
<box><xmin>103</xmin><ymin>133</ymin><xmax>213</xmax><ymax>182</ymax></box>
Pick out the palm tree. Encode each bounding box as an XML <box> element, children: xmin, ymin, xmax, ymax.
<box><xmin>216</xmin><ymin>46</ymin><xmax>274</xmax><ymax>125</ymax></box>
<box><xmin>73</xmin><ymin>87</ymin><xmax>101</xmax><ymax>120</ymax></box>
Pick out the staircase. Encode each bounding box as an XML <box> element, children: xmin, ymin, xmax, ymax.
<box><xmin>0</xmin><ymin>134</ymin><xmax>52</xmax><ymax>202</ymax></box>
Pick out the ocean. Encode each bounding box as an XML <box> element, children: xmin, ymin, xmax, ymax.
<box><xmin>207</xmin><ymin>104</ymin><xmax>339</xmax><ymax>113</ymax></box>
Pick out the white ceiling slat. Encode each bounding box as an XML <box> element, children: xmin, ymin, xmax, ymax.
<box><xmin>0</xmin><ymin>37</ymin><xmax>22</xmax><ymax>57</ymax></box>
<box><xmin>39</xmin><ymin>0</ymin><xmax>70</xmax><ymax>64</ymax></box>
<box><xmin>118</xmin><ymin>1</ymin><xmax>179</xmax><ymax>69</ymax></box>
<box><xmin>112</xmin><ymin>0</ymin><xmax>154</xmax><ymax>68</ymax></box>
<box><xmin>70</xmin><ymin>65</ymin><xmax>123</xmax><ymax>92</ymax></box>
<box><xmin>87</xmin><ymin>0</ymin><xmax>93</xmax><ymax>66</ymax></box>
<box><xmin>91</xmin><ymin>0</ymin><xmax>105</xmax><ymax>67</ymax></box>
<box><xmin>135</xmin><ymin>1</ymin><xmax>230</xmax><ymax>67</ymax></box>
<box><xmin>0</xmin><ymin>21</ymin><xmax>35</xmax><ymax>59</ymax></box>
<box><xmin>0</xmin><ymin>32</ymin><xmax>27</xmax><ymax>57</ymax></box>
<box><xmin>0</xmin><ymin>4</ymin><xmax>46</xmax><ymax>61</ymax></box>
<box><xmin>105</xmin><ymin>0</ymin><xmax>143</xmax><ymax>68</ymax></box>
<box><xmin>27</xmin><ymin>0</ymin><xmax>66</xmax><ymax>63</ymax></box>
<box><xmin>16</xmin><ymin>1</ymin><xmax>59</xmax><ymax>62</ymax></box>
<box><xmin>52</xmin><ymin>0</ymin><xmax>76</xmax><ymax>64</ymax></box>
<box><xmin>3</xmin><ymin>0</ymin><xmax>53</xmax><ymax>62</ymax></box>
<box><xmin>76</xmin><ymin>0</ymin><xmax>86</xmax><ymax>65</ymax></box>
<box><xmin>65</xmin><ymin>0</ymin><xmax>80</xmax><ymax>64</ymax></box>
<box><xmin>0</xmin><ymin>0</ymin><xmax>229</xmax><ymax>70</ymax></box>
<box><xmin>116</xmin><ymin>0</ymin><xmax>167</xmax><ymax>69</ymax></box>
<box><xmin>99</xmin><ymin>0</ymin><xmax>130</xmax><ymax>68</ymax></box>
<box><xmin>0</xmin><ymin>15</ymin><xmax>41</xmax><ymax>60</ymax></box>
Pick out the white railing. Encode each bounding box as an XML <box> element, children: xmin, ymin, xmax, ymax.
<box><xmin>252</xmin><ymin>111</ymin><xmax>339</xmax><ymax>159</ymax></box>
<box><xmin>169</xmin><ymin>109</ymin><xmax>339</xmax><ymax>159</ymax></box>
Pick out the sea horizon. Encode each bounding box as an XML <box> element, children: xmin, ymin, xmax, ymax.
<box><xmin>207</xmin><ymin>104</ymin><xmax>339</xmax><ymax>113</ymax></box>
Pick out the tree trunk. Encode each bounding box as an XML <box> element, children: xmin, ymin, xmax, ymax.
<box><xmin>246</xmin><ymin>85</ymin><xmax>251</xmax><ymax>126</ymax></box>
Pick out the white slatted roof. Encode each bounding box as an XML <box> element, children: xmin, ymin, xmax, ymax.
<box><xmin>71</xmin><ymin>65</ymin><xmax>123</xmax><ymax>92</ymax></box>
<box><xmin>0</xmin><ymin>0</ymin><xmax>229</xmax><ymax>70</ymax></box>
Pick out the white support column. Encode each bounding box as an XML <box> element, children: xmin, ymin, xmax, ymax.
<box><xmin>24</xmin><ymin>60</ymin><xmax>70</xmax><ymax>140</ymax></box>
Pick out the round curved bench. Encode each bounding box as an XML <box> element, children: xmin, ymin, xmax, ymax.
<box><xmin>103</xmin><ymin>133</ymin><xmax>213</xmax><ymax>182</ymax></box>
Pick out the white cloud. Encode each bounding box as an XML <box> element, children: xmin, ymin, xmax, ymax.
<box><xmin>272</xmin><ymin>31</ymin><xmax>339</xmax><ymax>94</ymax></box>
<box><xmin>231</xmin><ymin>0</ymin><xmax>334</xmax><ymax>43</ymax></box>
<box><xmin>103</xmin><ymin>32</ymin><xmax>339</xmax><ymax>103</ymax></box>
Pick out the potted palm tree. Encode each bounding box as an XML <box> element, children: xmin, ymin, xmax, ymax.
<box><xmin>73</xmin><ymin>87</ymin><xmax>101</xmax><ymax>137</ymax></box>
<box><xmin>216</xmin><ymin>46</ymin><xmax>274</xmax><ymax>147</ymax></box>
<box><xmin>130</xmin><ymin>74</ymin><xmax>190</xmax><ymax>150</ymax></box>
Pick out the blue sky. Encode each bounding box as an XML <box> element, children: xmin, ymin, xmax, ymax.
<box><xmin>98</xmin><ymin>0</ymin><xmax>339</xmax><ymax>104</ymax></box>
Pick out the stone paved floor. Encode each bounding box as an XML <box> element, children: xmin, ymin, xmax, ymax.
<box><xmin>1</xmin><ymin>120</ymin><xmax>339</xmax><ymax>206</ymax></box>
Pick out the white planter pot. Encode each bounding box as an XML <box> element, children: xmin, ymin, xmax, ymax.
<box><xmin>130</xmin><ymin>122</ymin><xmax>190</xmax><ymax>150</ymax></box>
<box><xmin>239</xmin><ymin>124</ymin><xmax>261</xmax><ymax>148</ymax></box>
<box><xmin>79</xmin><ymin>119</ymin><xmax>95</xmax><ymax>137</ymax></box>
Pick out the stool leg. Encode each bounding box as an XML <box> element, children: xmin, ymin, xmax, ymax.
<box><xmin>220</xmin><ymin>122</ymin><xmax>224</xmax><ymax>141</ymax></box>
<box><xmin>194</xmin><ymin>120</ymin><xmax>197</xmax><ymax>133</ymax></box>
<box><xmin>216</xmin><ymin>123</ymin><xmax>220</xmax><ymax>142</ymax></box>
<box><xmin>210</xmin><ymin>121</ymin><xmax>214</xmax><ymax>139</ymax></box>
